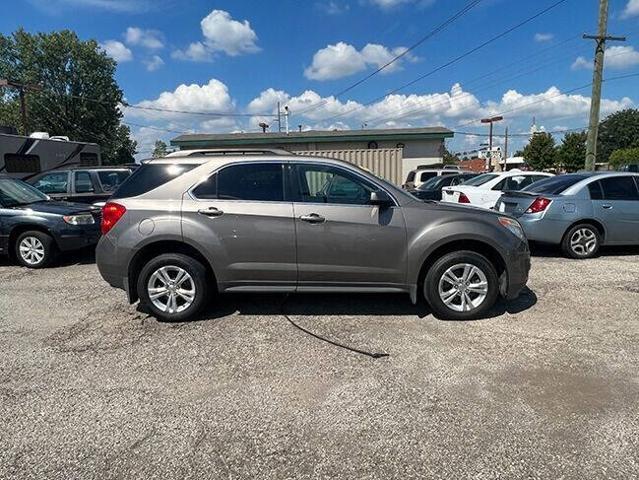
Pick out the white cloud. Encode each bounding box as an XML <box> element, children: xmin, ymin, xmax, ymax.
<box><xmin>572</xmin><ymin>45</ymin><xmax>639</xmax><ymax>70</ymax></box>
<box><xmin>143</xmin><ymin>55</ymin><xmax>164</xmax><ymax>72</ymax></box>
<box><xmin>304</xmin><ymin>42</ymin><xmax>416</xmax><ymax>80</ymax></box>
<box><xmin>483</xmin><ymin>87</ymin><xmax>634</xmax><ymax>122</ymax></box>
<box><xmin>315</xmin><ymin>1</ymin><xmax>349</xmax><ymax>14</ymax></box>
<box><xmin>126</xmin><ymin>79</ymin><xmax>236</xmax><ymax>122</ymax></box>
<box><xmin>171</xmin><ymin>42</ymin><xmax>212</xmax><ymax>62</ymax></box>
<box><xmin>99</xmin><ymin>40</ymin><xmax>133</xmax><ymax>62</ymax></box>
<box><xmin>534</xmin><ymin>33</ymin><xmax>554</xmax><ymax>42</ymax></box>
<box><xmin>29</xmin><ymin>0</ymin><xmax>159</xmax><ymax>13</ymax></box>
<box><xmin>173</xmin><ymin>10</ymin><xmax>260</xmax><ymax>62</ymax></box>
<box><xmin>125</xmin><ymin>27</ymin><xmax>164</xmax><ymax>50</ymax></box>
<box><xmin>200</xmin><ymin>10</ymin><xmax>260</xmax><ymax>56</ymax></box>
<box><xmin>622</xmin><ymin>0</ymin><xmax>639</xmax><ymax>18</ymax></box>
<box><xmin>370</xmin><ymin>0</ymin><xmax>433</xmax><ymax>8</ymax></box>
<box><xmin>571</xmin><ymin>56</ymin><xmax>591</xmax><ymax>70</ymax></box>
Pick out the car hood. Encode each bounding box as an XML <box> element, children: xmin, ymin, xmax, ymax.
<box><xmin>11</xmin><ymin>200</ymin><xmax>100</xmax><ymax>216</ymax></box>
<box><xmin>406</xmin><ymin>198</ymin><xmax>506</xmax><ymax>218</ymax></box>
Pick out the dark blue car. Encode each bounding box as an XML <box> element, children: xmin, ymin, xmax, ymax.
<box><xmin>0</xmin><ymin>176</ymin><xmax>101</xmax><ymax>268</ymax></box>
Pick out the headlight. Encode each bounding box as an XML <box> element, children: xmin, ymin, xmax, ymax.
<box><xmin>498</xmin><ymin>216</ymin><xmax>526</xmax><ymax>241</ymax></box>
<box><xmin>63</xmin><ymin>214</ymin><xmax>95</xmax><ymax>225</ymax></box>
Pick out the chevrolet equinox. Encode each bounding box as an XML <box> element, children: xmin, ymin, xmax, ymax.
<box><xmin>96</xmin><ymin>150</ymin><xmax>530</xmax><ymax>322</ymax></box>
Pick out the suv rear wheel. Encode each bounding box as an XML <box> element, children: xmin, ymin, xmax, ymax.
<box><xmin>424</xmin><ymin>251</ymin><xmax>499</xmax><ymax>320</ymax></box>
<box><xmin>137</xmin><ymin>253</ymin><xmax>209</xmax><ymax>322</ymax></box>
<box><xmin>14</xmin><ymin>231</ymin><xmax>56</xmax><ymax>269</ymax></box>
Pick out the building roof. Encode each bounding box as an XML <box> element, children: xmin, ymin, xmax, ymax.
<box><xmin>171</xmin><ymin>127</ymin><xmax>453</xmax><ymax>147</ymax></box>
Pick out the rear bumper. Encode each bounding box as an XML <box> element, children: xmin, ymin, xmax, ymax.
<box><xmin>96</xmin><ymin>235</ymin><xmax>128</xmax><ymax>291</ymax></box>
<box><xmin>502</xmin><ymin>240</ymin><xmax>531</xmax><ymax>300</ymax></box>
<box><xmin>519</xmin><ymin>215</ymin><xmax>569</xmax><ymax>245</ymax></box>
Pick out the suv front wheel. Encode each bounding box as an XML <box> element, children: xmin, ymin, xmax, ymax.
<box><xmin>137</xmin><ymin>253</ymin><xmax>209</xmax><ymax>322</ymax></box>
<box><xmin>424</xmin><ymin>251</ymin><xmax>499</xmax><ymax>320</ymax></box>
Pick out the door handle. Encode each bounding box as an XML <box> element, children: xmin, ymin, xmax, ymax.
<box><xmin>602</xmin><ymin>204</ymin><xmax>613</xmax><ymax>210</ymax></box>
<box><xmin>198</xmin><ymin>207</ymin><xmax>224</xmax><ymax>217</ymax></box>
<box><xmin>300</xmin><ymin>213</ymin><xmax>326</xmax><ymax>224</ymax></box>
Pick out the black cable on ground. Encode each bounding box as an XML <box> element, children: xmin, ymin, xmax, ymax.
<box><xmin>280</xmin><ymin>295</ymin><xmax>389</xmax><ymax>359</ymax></box>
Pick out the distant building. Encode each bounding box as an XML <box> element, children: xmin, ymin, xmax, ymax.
<box><xmin>171</xmin><ymin>127</ymin><xmax>454</xmax><ymax>182</ymax></box>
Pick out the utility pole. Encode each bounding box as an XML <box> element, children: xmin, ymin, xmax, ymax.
<box><xmin>0</xmin><ymin>79</ymin><xmax>39</xmax><ymax>135</ymax></box>
<box><xmin>503</xmin><ymin>127</ymin><xmax>509</xmax><ymax>172</ymax></box>
<box><xmin>277</xmin><ymin>101</ymin><xmax>282</xmax><ymax>133</ymax></box>
<box><xmin>481</xmin><ymin>116</ymin><xmax>503</xmax><ymax>171</ymax></box>
<box><xmin>583</xmin><ymin>0</ymin><xmax>625</xmax><ymax>171</ymax></box>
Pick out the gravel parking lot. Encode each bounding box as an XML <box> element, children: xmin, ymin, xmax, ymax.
<box><xmin>1</xmin><ymin>248</ymin><xmax>638</xmax><ymax>479</ymax></box>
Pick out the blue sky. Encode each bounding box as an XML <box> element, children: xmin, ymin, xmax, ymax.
<box><xmin>4</xmin><ymin>0</ymin><xmax>639</xmax><ymax>155</ymax></box>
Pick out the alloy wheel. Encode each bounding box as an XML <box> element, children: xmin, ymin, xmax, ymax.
<box><xmin>147</xmin><ymin>265</ymin><xmax>196</xmax><ymax>314</ymax></box>
<box><xmin>19</xmin><ymin>236</ymin><xmax>45</xmax><ymax>266</ymax></box>
<box><xmin>437</xmin><ymin>263</ymin><xmax>489</xmax><ymax>313</ymax></box>
<box><xmin>570</xmin><ymin>228</ymin><xmax>597</xmax><ymax>256</ymax></box>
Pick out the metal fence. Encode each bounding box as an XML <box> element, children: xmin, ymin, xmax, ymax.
<box><xmin>293</xmin><ymin>148</ymin><xmax>404</xmax><ymax>186</ymax></box>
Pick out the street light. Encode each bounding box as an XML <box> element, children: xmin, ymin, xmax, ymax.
<box><xmin>481</xmin><ymin>116</ymin><xmax>503</xmax><ymax>171</ymax></box>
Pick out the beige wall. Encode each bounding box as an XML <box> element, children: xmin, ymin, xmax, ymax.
<box><xmin>293</xmin><ymin>148</ymin><xmax>404</xmax><ymax>185</ymax></box>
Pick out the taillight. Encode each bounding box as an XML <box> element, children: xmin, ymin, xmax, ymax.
<box><xmin>458</xmin><ymin>193</ymin><xmax>471</xmax><ymax>204</ymax></box>
<box><xmin>525</xmin><ymin>197</ymin><xmax>551</xmax><ymax>214</ymax></box>
<box><xmin>101</xmin><ymin>202</ymin><xmax>126</xmax><ymax>234</ymax></box>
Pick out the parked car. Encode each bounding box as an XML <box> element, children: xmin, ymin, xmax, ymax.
<box><xmin>619</xmin><ymin>164</ymin><xmax>638</xmax><ymax>173</ymax></box>
<box><xmin>495</xmin><ymin>172</ymin><xmax>639</xmax><ymax>258</ymax></box>
<box><xmin>403</xmin><ymin>168</ymin><xmax>461</xmax><ymax>190</ymax></box>
<box><xmin>28</xmin><ymin>167</ymin><xmax>133</xmax><ymax>205</ymax></box>
<box><xmin>410</xmin><ymin>173</ymin><xmax>479</xmax><ymax>201</ymax></box>
<box><xmin>441</xmin><ymin>170</ymin><xmax>554</xmax><ymax>209</ymax></box>
<box><xmin>0</xmin><ymin>176</ymin><xmax>101</xmax><ymax>268</ymax></box>
<box><xmin>96</xmin><ymin>150</ymin><xmax>531</xmax><ymax>322</ymax></box>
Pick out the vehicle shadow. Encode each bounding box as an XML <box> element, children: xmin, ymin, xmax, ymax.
<box><xmin>57</xmin><ymin>247</ymin><xmax>96</xmax><ymax>266</ymax></box>
<box><xmin>530</xmin><ymin>242</ymin><xmax>639</xmax><ymax>258</ymax></box>
<box><xmin>154</xmin><ymin>287</ymin><xmax>538</xmax><ymax>323</ymax></box>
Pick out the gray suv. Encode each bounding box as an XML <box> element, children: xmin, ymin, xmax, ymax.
<box><xmin>96</xmin><ymin>150</ymin><xmax>530</xmax><ymax>322</ymax></box>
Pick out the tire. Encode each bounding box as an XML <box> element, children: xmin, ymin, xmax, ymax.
<box><xmin>137</xmin><ymin>253</ymin><xmax>209</xmax><ymax>322</ymax></box>
<box><xmin>424</xmin><ymin>251</ymin><xmax>499</xmax><ymax>321</ymax></box>
<box><xmin>14</xmin><ymin>231</ymin><xmax>56</xmax><ymax>269</ymax></box>
<box><xmin>561</xmin><ymin>224</ymin><xmax>601</xmax><ymax>259</ymax></box>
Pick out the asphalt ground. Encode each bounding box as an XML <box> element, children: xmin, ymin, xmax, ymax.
<box><xmin>1</xmin><ymin>247</ymin><xmax>638</xmax><ymax>479</ymax></box>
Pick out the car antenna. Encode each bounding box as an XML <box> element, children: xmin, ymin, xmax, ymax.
<box><xmin>280</xmin><ymin>294</ymin><xmax>389</xmax><ymax>359</ymax></box>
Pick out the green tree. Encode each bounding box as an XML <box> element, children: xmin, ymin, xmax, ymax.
<box><xmin>0</xmin><ymin>29</ymin><xmax>136</xmax><ymax>164</ymax></box>
<box><xmin>556</xmin><ymin>131</ymin><xmax>587</xmax><ymax>172</ymax></box>
<box><xmin>442</xmin><ymin>145</ymin><xmax>460</xmax><ymax>165</ymax></box>
<box><xmin>597</xmin><ymin>109</ymin><xmax>639</xmax><ymax>164</ymax></box>
<box><xmin>609</xmin><ymin>147</ymin><xmax>639</xmax><ymax>169</ymax></box>
<box><xmin>152</xmin><ymin>140</ymin><xmax>168</xmax><ymax>158</ymax></box>
<box><xmin>522</xmin><ymin>132</ymin><xmax>557</xmax><ymax>171</ymax></box>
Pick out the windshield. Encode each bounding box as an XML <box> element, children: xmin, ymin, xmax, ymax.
<box><xmin>0</xmin><ymin>178</ymin><xmax>49</xmax><ymax>207</ymax></box>
<box><xmin>418</xmin><ymin>176</ymin><xmax>445</xmax><ymax>191</ymax></box>
<box><xmin>522</xmin><ymin>174</ymin><xmax>589</xmax><ymax>194</ymax></box>
<box><xmin>462</xmin><ymin>173</ymin><xmax>499</xmax><ymax>186</ymax></box>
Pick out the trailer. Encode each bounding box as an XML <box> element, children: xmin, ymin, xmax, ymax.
<box><xmin>0</xmin><ymin>130</ymin><xmax>101</xmax><ymax>180</ymax></box>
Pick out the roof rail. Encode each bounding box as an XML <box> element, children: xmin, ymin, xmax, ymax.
<box><xmin>164</xmin><ymin>148</ymin><xmax>295</xmax><ymax>158</ymax></box>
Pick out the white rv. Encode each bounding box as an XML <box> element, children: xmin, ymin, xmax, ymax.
<box><xmin>0</xmin><ymin>128</ymin><xmax>101</xmax><ymax>180</ymax></box>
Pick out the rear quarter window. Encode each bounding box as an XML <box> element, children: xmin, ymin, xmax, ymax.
<box><xmin>111</xmin><ymin>164</ymin><xmax>196</xmax><ymax>199</ymax></box>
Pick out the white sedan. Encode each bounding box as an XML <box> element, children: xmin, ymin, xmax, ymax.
<box><xmin>441</xmin><ymin>171</ymin><xmax>554</xmax><ymax>209</ymax></box>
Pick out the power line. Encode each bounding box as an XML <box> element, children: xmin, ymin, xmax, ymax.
<box><xmin>316</xmin><ymin>0</ymin><xmax>573</xmax><ymax>124</ymax></box>
<box><xmin>295</xmin><ymin>0</ymin><xmax>484</xmax><ymax>116</ymax></box>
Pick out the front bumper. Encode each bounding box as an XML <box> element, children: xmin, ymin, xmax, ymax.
<box><xmin>54</xmin><ymin>225</ymin><xmax>101</xmax><ymax>251</ymax></box>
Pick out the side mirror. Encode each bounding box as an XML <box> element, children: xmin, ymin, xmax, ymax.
<box><xmin>370</xmin><ymin>190</ymin><xmax>393</xmax><ymax>207</ymax></box>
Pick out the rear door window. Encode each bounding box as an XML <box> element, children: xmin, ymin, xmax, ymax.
<box><xmin>74</xmin><ymin>171</ymin><xmax>95</xmax><ymax>193</ymax></box>
<box><xmin>419</xmin><ymin>172</ymin><xmax>437</xmax><ymax>182</ymax></box>
<box><xmin>193</xmin><ymin>163</ymin><xmax>284</xmax><ymax>202</ymax></box>
<box><xmin>600</xmin><ymin>176</ymin><xmax>639</xmax><ymax>200</ymax></box>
